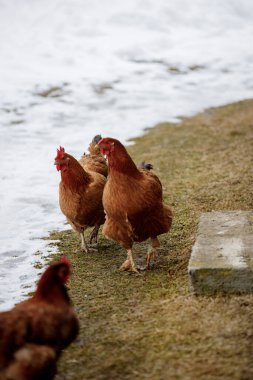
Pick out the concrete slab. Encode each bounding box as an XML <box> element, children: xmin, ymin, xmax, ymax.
<box><xmin>188</xmin><ymin>211</ymin><xmax>253</xmax><ymax>295</ymax></box>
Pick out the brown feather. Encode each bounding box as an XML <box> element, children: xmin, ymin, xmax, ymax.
<box><xmin>58</xmin><ymin>152</ymin><xmax>106</xmax><ymax>234</ymax></box>
<box><xmin>0</xmin><ymin>261</ymin><xmax>79</xmax><ymax>380</ymax></box>
<box><xmin>79</xmin><ymin>154</ymin><xmax>108</xmax><ymax>178</ymax></box>
<box><xmin>100</xmin><ymin>138</ymin><xmax>172</xmax><ymax>249</ymax></box>
<box><xmin>79</xmin><ymin>135</ymin><xmax>108</xmax><ymax>177</ymax></box>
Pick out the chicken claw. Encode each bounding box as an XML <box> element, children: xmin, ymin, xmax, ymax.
<box><xmin>78</xmin><ymin>247</ymin><xmax>88</xmax><ymax>254</ymax></box>
<box><xmin>119</xmin><ymin>249</ymin><xmax>139</xmax><ymax>273</ymax></box>
<box><xmin>119</xmin><ymin>260</ymin><xmax>139</xmax><ymax>273</ymax></box>
<box><xmin>78</xmin><ymin>232</ymin><xmax>98</xmax><ymax>253</ymax></box>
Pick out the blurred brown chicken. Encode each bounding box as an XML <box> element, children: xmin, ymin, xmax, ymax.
<box><xmin>79</xmin><ymin>135</ymin><xmax>108</xmax><ymax>178</ymax></box>
<box><xmin>0</xmin><ymin>258</ymin><xmax>79</xmax><ymax>380</ymax></box>
<box><xmin>98</xmin><ymin>137</ymin><xmax>172</xmax><ymax>272</ymax></box>
<box><xmin>55</xmin><ymin>144</ymin><xmax>106</xmax><ymax>251</ymax></box>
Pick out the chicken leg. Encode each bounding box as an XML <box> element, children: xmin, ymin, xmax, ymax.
<box><xmin>80</xmin><ymin>231</ymin><xmax>89</xmax><ymax>253</ymax></box>
<box><xmin>119</xmin><ymin>249</ymin><xmax>139</xmax><ymax>273</ymax></box>
<box><xmin>79</xmin><ymin>232</ymin><xmax>98</xmax><ymax>253</ymax></box>
<box><xmin>89</xmin><ymin>224</ymin><xmax>100</xmax><ymax>245</ymax></box>
<box><xmin>146</xmin><ymin>237</ymin><xmax>160</xmax><ymax>269</ymax></box>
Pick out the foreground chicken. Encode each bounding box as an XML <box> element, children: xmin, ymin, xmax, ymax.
<box><xmin>0</xmin><ymin>258</ymin><xmax>79</xmax><ymax>380</ymax></box>
<box><xmin>98</xmin><ymin>137</ymin><xmax>172</xmax><ymax>272</ymax></box>
<box><xmin>55</xmin><ymin>146</ymin><xmax>106</xmax><ymax>251</ymax></box>
<box><xmin>79</xmin><ymin>135</ymin><xmax>108</xmax><ymax>178</ymax></box>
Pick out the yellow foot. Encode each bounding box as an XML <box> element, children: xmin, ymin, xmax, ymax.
<box><xmin>119</xmin><ymin>260</ymin><xmax>139</xmax><ymax>273</ymax></box>
<box><xmin>78</xmin><ymin>246</ymin><xmax>88</xmax><ymax>253</ymax></box>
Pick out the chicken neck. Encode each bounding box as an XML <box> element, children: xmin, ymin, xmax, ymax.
<box><xmin>107</xmin><ymin>147</ymin><xmax>142</xmax><ymax>179</ymax></box>
<box><xmin>32</xmin><ymin>271</ymin><xmax>71</xmax><ymax>306</ymax></box>
<box><xmin>61</xmin><ymin>160</ymin><xmax>91</xmax><ymax>191</ymax></box>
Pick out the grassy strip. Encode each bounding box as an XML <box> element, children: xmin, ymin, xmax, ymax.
<box><xmin>49</xmin><ymin>99</ymin><xmax>253</xmax><ymax>380</ymax></box>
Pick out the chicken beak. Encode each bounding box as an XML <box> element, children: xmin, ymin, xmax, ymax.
<box><xmin>54</xmin><ymin>160</ymin><xmax>61</xmax><ymax>171</ymax></box>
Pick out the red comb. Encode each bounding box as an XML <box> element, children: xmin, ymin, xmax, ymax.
<box><xmin>55</xmin><ymin>146</ymin><xmax>65</xmax><ymax>160</ymax></box>
<box><xmin>60</xmin><ymin>256</ymin><xmax>71</xmax><ymax>267</ymax></box>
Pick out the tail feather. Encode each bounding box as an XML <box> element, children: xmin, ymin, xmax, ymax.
<box><xmin>80</xmin><ymin>134</ymin><xmax>108</xmax><ymax>177</ymax></box>
<box><xmin>88</xmin><ymin>135</ymin><xmax>104</xmax><ymax>157</ymax></box>
<box><xmin>164</xmin><ymin>205</ymin><xmax>173</xmax><ymax>231</ymax></box>
<box><xmin>139</xmin><ymin>161</ymin><xmax>153</xmax><ymax>171</ymax></box>
<box><xmin>92</xmin><ymin>135</ymin><xmax>102</xmax><ymax>144</ymax></box>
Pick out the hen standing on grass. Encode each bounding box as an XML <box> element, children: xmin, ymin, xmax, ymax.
<box><xmin>98</xmin><ymin>137</ymin><xmax>172</xmax><ymax>273</ymax></box>
<box><xmin>0</xmin><ymin>258</ymin><xmax>79</xmax><ymax>380</ymax></box>
<box><xmin>54</xmin><ymin>141</ymin><xmax>106</xmax><ymax>252</ymax></box>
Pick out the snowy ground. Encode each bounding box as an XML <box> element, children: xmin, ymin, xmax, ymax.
<box><xmin>0</xmin><ymin>0</ymin><xmax>253</xmax><ymax>310</ymax></box>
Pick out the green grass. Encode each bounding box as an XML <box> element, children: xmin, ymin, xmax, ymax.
<box><xmin>46</xmin><ymin>99</ymin><xmax>253</xmax><ymax>380</ymax></box>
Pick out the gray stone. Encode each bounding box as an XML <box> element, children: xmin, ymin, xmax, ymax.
<box><xmin>188</xmin><ymin>211</ymin><xmax>253</xmax><ymax>295</ymax></box>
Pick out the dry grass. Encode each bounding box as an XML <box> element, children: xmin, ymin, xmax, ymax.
<box><xmin>48</xmin><ymin>99</ymin><xmax>253</xmax><ymax>380</ymax></box>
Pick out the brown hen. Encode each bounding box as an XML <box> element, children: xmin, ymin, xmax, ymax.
<box><xmin>98</xmin><ymin>137</ymin><xmax>172</xmax><ymax>272</ymax></box>
<box><xmin>0</xmin><ymin>258</ymin><xmax>79</xmax><ymax>380</ymax></box>
<box><xmin>55</xmin><ymin>146</ymin><xmax>106</xmax><ymax>251</ymax></box>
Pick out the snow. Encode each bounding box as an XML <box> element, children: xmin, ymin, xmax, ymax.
<box><xmin>0</xmin><ymin>0</ymin><xmax>253</xmax><ymax>310</ymax></box>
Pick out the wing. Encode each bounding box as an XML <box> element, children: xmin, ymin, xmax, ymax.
<box><xmin>77</xmin><ymin>172</ymin><xmax>106</xmax><ymax>226</ymax></box>
<box><xmin>15</xmin><ymin>303</ymin><xmax>79</xmax><ymax>353</ymax></box>
<box><xmin>102</xmin><ymin>169</ymin><xmax>170</xmax><ymax>245</ymax></box>
<box><xmin>0</xmin><ymin>310</ymin><xmax>28</xmax><ymax>368</ymax></box>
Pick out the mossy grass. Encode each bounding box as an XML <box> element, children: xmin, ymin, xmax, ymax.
<box><xmin>47</xmin><ymin>99</ymin><xmax>253</xmax><ymax>379</ymax></box>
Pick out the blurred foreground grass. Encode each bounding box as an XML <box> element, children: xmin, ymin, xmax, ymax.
<box><xmin>48</xmin><ymin>99</ymin><xmax>253</xmax><ymax>380</ymax></box>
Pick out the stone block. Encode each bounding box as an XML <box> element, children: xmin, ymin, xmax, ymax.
<box><xmin>188</xmin><ymin>211</ymin><xmax>253</xmax><ymax>294</ymax></box>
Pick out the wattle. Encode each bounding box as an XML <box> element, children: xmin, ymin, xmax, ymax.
<box><xmin>101</xmin><ymin>148</ymin><xmax>110</xmax><ymax>156</ymax></box>
<box><xmin>56</xmin><ymin>164</ymin><xmax>67</xmax><ymax>172</ymax></box>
